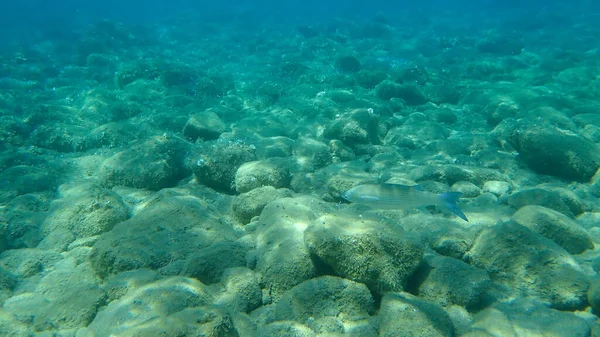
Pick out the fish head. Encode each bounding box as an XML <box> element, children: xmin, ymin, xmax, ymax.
<box><xmin>341</xmin><ymin>190</ymin><xmax>351</xmax><ymax>201</ymax></box>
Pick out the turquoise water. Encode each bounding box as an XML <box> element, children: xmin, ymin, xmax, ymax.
<box><xmin>1</xmin><ymin>1</ymin><xmax>600</xmax><ymax>336</ymax></box>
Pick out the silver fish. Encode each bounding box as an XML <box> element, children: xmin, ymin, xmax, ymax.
<box><xmin>342</xmin><ymin>183</ymin><xmax>468</xmax><ymax>221</ymax></box>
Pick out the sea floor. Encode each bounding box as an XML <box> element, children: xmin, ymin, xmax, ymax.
<box><xmin>1</xmin><ymin>8</ymin><xmax>600</xmax><ymax>337</ymax></box>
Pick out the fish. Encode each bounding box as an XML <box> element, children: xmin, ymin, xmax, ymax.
<box><xmin>341</xmin><ymin>183</ymin><xmax>468</xmax><ymax>221</ymax></box>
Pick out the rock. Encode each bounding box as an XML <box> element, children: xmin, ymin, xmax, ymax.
<box><xmin>232</xmin><ymin>186</ymin><xmax>293</xmax><ymax>224</ymax></box>
<box><xmin>324</xmin><ymin>109</ymin><xmax>382</xmax><ymax>147</ymax></box>
<box><xmin>411</xmin><ymin>254</ymin><xmax>491</xmax><ymax>309</ymax></box>
<box><xmin>292</xmin><ymin>137</ymin><xmax>332</xmax><ymax>170</ymax></box>
<box><xmin>274</xmin><ymin>276</ymin><xmax>375</xmax><ymax>322</ymax></box>
<box><xmin>588</xmin><ymin>277</ymin><xmax>600</xmax><ymax>314</ymax></box>
<box><xmin>213</xmin><ymin>267</ymin><xmax>262</xmax><ymax>313</ymax></box>
<box><xmin>451</xmin><ymin>181</ymin><xmax>481</xmax><ymax>198</ymax></box>
<box><xmin>506</xmin><ymin>124</ymin><xmax>600</xmax><ymax>182</ymax></box>
<box><xmin>526</xmin><ymin>106</ymin><xmax>577</xmax><ymax>130</ymax></box>
<box><xmin>101</xmin><ymin>135</ymin><xmax>189</xmax><ymax>190</ymax></box>
<box><xmin>87</xmin><ymin>277</ymin><xmax>222</xmax><ymax>336</ymax></box>
<box><xmin>39</xmin><ymin>188</ymin><xmax>128</xmax><ymax>250</ymax></box>
<box><xmin>0</xmin><ymin>266</ymin><xmax>15</xmax><ymax>303</ymax></box>
<box><xmin>0</xmin><ymin>310</ymin><xmax>33</xmax><ymax>337</ymax></box>
<box><xmin>182</xmin><ymin>109</ymin><xmax>226</xmax><ymax>141</ymax></box>
<box><xmin>376</xmin><ymin>80</ymin><xmax>428</xmax><ymax>105</ymax></box>
<box><xmin>482</xmin><ymin>180</ymin><xmax>512</xmax><ymax>196</ymax></box>
<box><xmin>0</xmin><ymin>194</ymin><xmax>48</xmax><ymax>251</ymax></box>
<box><xmin>182</xmin><ymin>241</ymin><xmax>249</xmax><ymax>284</ymax></box>
<box><xmin>0</xmin><ymin>248</ymin><xmax>62</xmax><ymax>279</ymax></box>
<box><xmin>476</xmin><ymin>35</ymin><xmax>524</xmax><ymax>55</ymax></box>
<box><xmin>191</xmin><ymin>138</ymin><xmax>256</xmax><ymax>193</ymax></box>
<box><xmin>408</xmin><ymin>164</ymin><xmax>510</xmax><ymax>187</ymax></box>
<box><xmin>429</xmin><ymin>226</ymin><xmax>475</xmax><ymax>260</ymax></box>
<box><xmin>355</xmin><ymin>70</ymin><xmax>388</xmax><ymax>89</ymax></box>
<box><xmin>235</xmin><ymin>157</ymin><xmax>291</xmax><ymax>193</ymax></box>
<box><xmin>3</xmin><ymin>257</ymin><xmax>105</xmax><ymax>331</ymax></box>
<box><xmin>465</xmin><ymin>222</ymin><xmax>589</xmax><ymax>310</ymax></box>
<box><xmin>505</xmin><ymin>185</ymin><xmax>585</xmax><ymax>217</ymax></box>
<box><xmin>103</xmin><ymin>269</ymin><xmax>160</xmax><ymax>302</ymax></box>
<box><xmin>258</xmin><ymin>321</ymin><xmax>316</xmax><ymax>337</ymax></box>
<box><xmin>305</xmin><ymin>213</ymin><xmax>423</xmax><ymax>295</ymax></box>
<box><xmin>111</xmin><ymin>306</ymin><xmax>238</xmax><ymax>337</ymax></box>
<box><xmin>512</xmin><ymin>205</ymin><xmax>593</xmax><ymax>254</ymax></box>
<box><xmin>336</xmin><ymin>55</ymin><xmax>361</xmax><ymax>73</ymax></box>
<box><xmin>90</xmin><ymin>191</ymin><xmax>238</xmax><ymax>278</ymax></box>
<box><xmin>255</xmin><ymin>136</ymin><xmax>294</xmax><ymax>158</ymax></box>
<box><xmin>252</xmin><ymin>197</ymin><xmax>331</xmax><ymax>302</ymax></box>
<box><xmin>484</xmin><ymin>99</ymin><xmax>520</xmax><ymax>126</ymax></box>
<box><xmin>0</xmin><ymin>266</ymin><xmax>15</xmax><ymax>291</ymax></box>
<box><xmin>468</xmin><ymin>298</ymin><xmax>591</xmax><ymax>337</ymax></box>
<box><xmin>0</xmin><ymin>165</ymin><xmax>56</xmax><ymax>203</ymax></box>
<box><xmin>378</xmin><ymin>292</ymin><xmax>454</xmax><ymax>337</ymax></box>
<box><xmin>384</xmin><ymin>122</ymin><xmax>449</xmax><ymax>149</ymax></box>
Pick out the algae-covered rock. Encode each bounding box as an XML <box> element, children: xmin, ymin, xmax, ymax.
<box><xmin>182</xmin><ymin>109</ymin><xmax>226</xmax><ymax>141</ymax></box>
<box><xmin>252</xmin><ymin>197</ymin><xmax>331</xmax><ymax>302</ymax></box>
<box><xmin>87</xmin><ymin>277</ymin><xmax>214</xmax><ymax>336</ymax></box>
<box><xmin>0</xmin><ymin>309</ymin><xmax>33</xmax><ymax>337</ymax></box>
<box><xmin>505</xmin><ymin>124</ymin><xmax>600</xmax><ymax>182</ymax></box>
<box><xmin>182</xmin><ymin>241</ymin><xmax>249</xmax><ymax>284</ymax></box>
<box><xmin>505</xmin><ymin>185</ymin><xmax>585</xmax><ymax>217</ymax></box>
<box><xmin>412</xmin><ymin>254</ymin><xmax>491</xmax><ymax>309</ymax></box>
<box><xmin>3</xmin><ymin>256</ymin><xmax>105</xmax><ymax>331</ymax></box>
<box><xmin>232</xmin><ymin>186</ymin><xmax>293</xmax><ymax>224</ymax></box>
<box><xmin>0</xmin><ymin>266</ymin><xmax>15</xmax><ymax>303</ymax></box>
<box><xmin>465</xmin><ymin>222</ymin><xmax>589</xmax><ymax>310</ymax></box>
<box><xmin>468</xmin><ymin>299</ymin><xmax>591</xmax><ymax>337</ymax></box>
<box><xmin>90</xmin><ymin>192</ymin><xmax>238</xmax><ymax>278</ymax></box>
<box><xmin>512</xmin><ymin>205</ymin><xmax>593</xmax><ymax>254</ymax></box>
<box><xmin>39</xmin><ymin>188</ymin><xmax>128</xmax><ymax>250</ymax></box>
<box><xmin>292</xmin><ymin>137</ymin><xmax>332</xmax><ymax>170</ymax></box>
<box><xmin>103</xmin><ymin>269</ymin><xmax>160</xmax><ymax>302</ymax></box>
<box><xmin>258</xmin><ymin>321</ymin><xmax>316</xmax><ymax>337</ymax></box>
<box><xmin>304</xmin><ymin>213</ymin><xmax>423</xmax><ymax>295</ymax></box>
<box><xmin>587</xmin><ymin>277</ymin><xmax>600</xmax><ymax>314</ymax></box>
<box><xmin>0</xmin><ymin>194</ymin><xmax>48</xmax><ymax>251</ymax></box>
<box><xmin>336</xmin><ymin>55</ymin><xmax>361</xmax><ymax>73</ymax></box>
<box><xmin>235</xmin><ymin>157</ymin><xmax>291</xmax><ymax>193</ymax></box>
<box><xmin>190</xmin><ymin>138</ymin><xmax>256</xmax><ymax>193</ymax></box>
<box><xmin>213</xmin><ymin>267</ymin><xmax>262</xmax><ymax>313</ymax></box>
<box><xmin>378</xmin><ymin>292</ymin><xmax>454</xmax><ymax>337</ymax></box>
<box><xmin>0</xmin><ymin>165</ymin><xmax>56</xmax><ymax>203</ymax></box>
<box><xmin>324</xmin><ymin>109</ymin><xmax>383</xmax><ymax>147</ymax></box>
<box><xmin>409</xmin><ymin>164</ymin><xmax>510</xmax><ymax>187</ymax></box>
<box><xmin>110</xmin><ymin>306</ymin><xmax>239</xmax><ymax>337</ymax></box>
<box><xmin>101</xmin><ymin>135</ymin><xmax>190</xmax><ymax>190</ymax></box>
<box><xmin>376</xmin><ymin>80</ymin><xmax>428</xmax><ymax>105</ymax></box>
<box><xmin>274</xmin><ymin>276</ymin><xmax>375</xmax><ymax>322</ymax></box>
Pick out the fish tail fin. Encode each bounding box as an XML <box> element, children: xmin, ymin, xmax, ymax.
<box><xmin>439</xmin><ymin>192</ymin><xmax>468</xmax><ymax>222</ymax></box>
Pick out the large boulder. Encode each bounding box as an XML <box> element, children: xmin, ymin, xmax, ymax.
<box><xmin>90</xmin><ymin>191</ymin><xmax>238</xmax><ymax>278</ymax></box>
<box><xmin>100</xmin><ymin>135</ymin><xmax>190</xmax><ymax>190</ymax></box>
<box><xmin>411</xmin><ymin>254</ymin><xmax>491</xmax><ymax>309</ymax></box>
<box><xmin>304</xmin><ymin>212</ymin><xmax>423</xmax><ymax>295</ymax></box>
<box><xmin>86</xmin><ymin>277</ymin><xmax>216</xmax><ymax>336</ymax></box>
<box><xmin>466</xmin><ymin>298</ymin><xmax>592</xmax><ymax>337</ymax></box>
<box><xmin>378</xmin><ymin>292</ymin><xmax>454</xmax><ymax>337</ymax></box>
<box><xmin>504</xmin><ymin>124</ymin><xmax>600</xmax><ymax>181</ymax></box>
<box><xmin>512</xmin><ymin>205</ymin><xmax>593</xmax><ymax>254</ymax></box>
<box><xmin>465</xmin><ymin>222</ymin><xmax>589</xmax><ymax>310</ymax></box>
<box><xmin>274</xmin><ymin>276</ymin><xmax>375</xmax><ymax>323</ymax></box>
<box><xmin>250</xmin><ymin>196</ymin><xmax>331</xmax><ymax>302</ymax></box>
